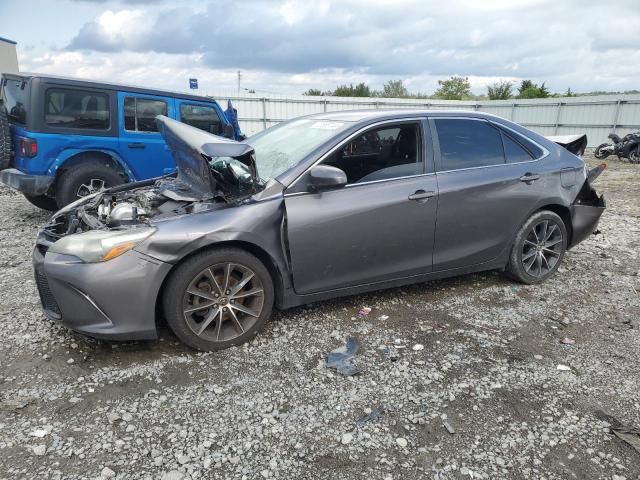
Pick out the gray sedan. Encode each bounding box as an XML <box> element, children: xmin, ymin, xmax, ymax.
<box><xmin>33</xmin><ymin>110</ymin><xmax>605</xmax><ymax>351</ymax></box>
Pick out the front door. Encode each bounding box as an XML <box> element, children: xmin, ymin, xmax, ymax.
<box><xmin>117</xmin><ymin>92</ymin><xmax>175</xmax><ymax>180</ymax></box>
<box><xmin>284</xmin><ymin>120</ymin><xmax>438</xmax><ymax>295</ymax></box>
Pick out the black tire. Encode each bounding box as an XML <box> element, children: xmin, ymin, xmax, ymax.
<box><xmin>506</xmin><ymin>210</ymin><xmax>567</xmax><ymax>285</ymax></box>
<box><xmin>593</xmin><ymin>143</ymin><xmax>611</xmax><ymax>159</ymax></box>
<box><xmin>23</xmin><ymin>194</ymin><xmax>58</xmax><ymax>211</ymax></box>
<box><xmin>55</xmin><ymin>162</ymin><xmax>124</xmax><ymax>208</ymax></box>
<box><xmin>163</xmin><ymin>247</ymin><xmax>275</xmax><ymax>351</ymax></box>
<box><xmin>629</xmin><ymin>147</ymin><xmax>640</xmax><ymax>164</ymax></box>
<box><xmin>0</xmin><ymin>101</ymin><xmax>11</xmax><ymax>170</ymax></box>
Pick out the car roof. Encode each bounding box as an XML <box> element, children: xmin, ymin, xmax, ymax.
<box><xmin>3</xmin><ymin>72</ymin><xmax>218</xmax><ymax>104</ymax></box>
<box><xmin>304</xmin><ymin>109</ymin><xmax>501</xmax><ymax>124</ymax></box>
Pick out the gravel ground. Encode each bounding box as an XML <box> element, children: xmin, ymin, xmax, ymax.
<box><xmin>0</xmin><ymin>153</ymin><xmax>639</xmax><ymax>480</ymax></box>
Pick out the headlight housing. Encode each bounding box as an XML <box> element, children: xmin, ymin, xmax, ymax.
<box><xmin>48</xmin><ymin>227</ymin><xmax>156</xmax><ymax>263</ymax></box>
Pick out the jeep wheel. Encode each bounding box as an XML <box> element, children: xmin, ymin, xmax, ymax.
<box><xmin>23</xmin><ymin>194</ymin><xmax>58</xmax><ymax>211</ymax></box>
<box><xmin>0</xmin><ymin>101</ymin><xmax>11</xmax><ymax>170</ymax></box>
<box><xmin>55</xmin><ymin>162</ymin><xmax>124</xmax><ymax>208</ymax></box>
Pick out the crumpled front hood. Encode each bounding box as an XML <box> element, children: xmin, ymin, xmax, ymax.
<box><xmin>156</xmin><ymin>115</ymin><xmax>255</xmax><ymax>201</ymax></box>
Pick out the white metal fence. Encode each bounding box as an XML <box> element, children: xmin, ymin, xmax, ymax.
<box><xmin>209</xmin><ymin>92</ymin><xmax>640</xmax><ymax>147</ymax></box>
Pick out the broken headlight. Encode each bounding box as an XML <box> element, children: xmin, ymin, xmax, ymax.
<box><xmin>48</xmin><ymin>227</ymin><xmax>156</xmax><ymax>263</ymax></box>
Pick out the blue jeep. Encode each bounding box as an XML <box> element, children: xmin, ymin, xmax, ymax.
<box><xmin>0</xmin><ymin>73</ymin><xmax>235</xmax><ymax>210</ymax></box>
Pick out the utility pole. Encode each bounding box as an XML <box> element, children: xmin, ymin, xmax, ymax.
<box><xmin>237</xmin><ymin>71</ymin><xmax>241</xmax><ymax>96</ymax></box>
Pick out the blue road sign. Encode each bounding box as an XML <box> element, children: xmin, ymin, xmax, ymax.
<box><xmin>189</xmin><ymin>78</ymin><xmax>198</xmax><ymax>89</ymax></box>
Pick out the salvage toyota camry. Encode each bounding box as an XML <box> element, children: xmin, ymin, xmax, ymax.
<box><xmin>33</xmin><ymin>111</ymin><xmax>605</xmax><ymax>351</ymax></box>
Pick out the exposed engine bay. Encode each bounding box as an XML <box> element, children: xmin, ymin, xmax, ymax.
<box><xmin>42</xmin><ymin>115</ymin><xmax>262</xmax><ymax>242</ymax></box>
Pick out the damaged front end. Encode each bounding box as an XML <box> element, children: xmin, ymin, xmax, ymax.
<box><xmin>39</xmin><ymin>116</ymin><xmax>261</xmax><ymax>246</ymax></box>
<box><xmin>569</xmin><ymin>162</ymin><xmax>606</xmax><ymax>248</ymax></box>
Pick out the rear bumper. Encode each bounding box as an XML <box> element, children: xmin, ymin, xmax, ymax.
<box><xmin>0</xmin><ymin>168</ymin><xmax>53</xmax><ymax>195</ymax></box>
<box><xmin>32</xmin><ymin>244</ymin><xmax>172</xmax><ymax>340</ymax></box>
<box><xmin>569</xmin><ymin>193</ymin><xmax>606</xmax><ymax>248</ymax></box>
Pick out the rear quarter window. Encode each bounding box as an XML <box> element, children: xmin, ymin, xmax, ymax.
<box><xmin>502</xmin><ymin>132</ymin><xmax>534</xmax><ymax>163</ymax></box>
<box><xmin>2</xmin><ymin>77</ymin><xmax>29</xmax><ymax>125</ymax></box>
<box><xmin>45</xmin><ymin>88</ymin><xmax>110</xmax><ymax>130</ymax></box>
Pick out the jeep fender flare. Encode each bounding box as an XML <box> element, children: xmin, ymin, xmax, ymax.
<box><xmin>49</xmin><ymin>149</ymin><xmax>138</xmax><ymax>182</ymax></box>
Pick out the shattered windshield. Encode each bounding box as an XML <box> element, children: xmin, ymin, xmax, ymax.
<box><xmin>214</xmin><ymin>118</ymin><xmax>353</xmax><ymax>183</ymax></box>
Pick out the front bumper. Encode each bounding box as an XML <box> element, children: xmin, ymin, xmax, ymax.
<box><xmin>33</xmin><ymin>244</ymin><xmax>172</xmax><ymax>340</ymax></box>
<box><xmin>1</xmin><ymin>168</ymin><xmax>54</xmax><ymax>195</ymax></box>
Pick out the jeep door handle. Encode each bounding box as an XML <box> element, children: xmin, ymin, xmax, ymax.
<box><xmin>128</xmin><ymin>143</ymin><xmax>146</xmax><ymax>149</ymax></box>
<box><xmin>408</xmin><ymin>190</ymin><xmax>436</xmax><ymax>201</ymax></box>
<box><xmin>519</xmin><ymin>173</ymin><xmax>540</xmax><ymax>184</ymax></box>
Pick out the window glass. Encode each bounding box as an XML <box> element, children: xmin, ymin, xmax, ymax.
<box><xmin>45</xmin><ymin>88</ymin><xmax>109</xmax><ymax>129</ymax></box>
<box><xmin>2</xmin><ymin>77</ymin><xmax>28</xmax><ymax>124</ymax></box>
<box><xmin>180</xmin><ymin>104</ymin><xmax>222</xmax><ymax>135</ymax></box>
<box><xmin>123</xmin><ymin>97</ymin><xmax>167</xmax><ymax>132</ymax></box>
<box><xmin>502</xmin><ymin>132</ymin><xmax>534</xmax><ymax>163</ymax></box>
<box><xmin>322</xmin><ymin>123</ymin><xmax>422</xmax><ymax>184</ymax></box>
<box><xmin>435</xmin><ymin>119</ymin><xmax>504</xmax><ymax>170</ymax></box>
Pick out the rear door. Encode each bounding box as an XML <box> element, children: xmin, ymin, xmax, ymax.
<box><xmin>284</xmin><ymin>119</ymin><xmax>438</xmax><ymax>294</ymax></box>
<box><xmin>430</xmin><ymin>117</ymin><xmax>547</xmax><ymax>271</ymax></box>
<box><xmin>117</xmin><ymin>92</ymin><xmax>175</xmax><ymax>179</ymax></box>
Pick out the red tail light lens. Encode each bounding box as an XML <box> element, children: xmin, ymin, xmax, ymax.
<box><xmin>19</xmin><ymin>137</ymin><xmax>38</xmax><ymax>157</ymax></box>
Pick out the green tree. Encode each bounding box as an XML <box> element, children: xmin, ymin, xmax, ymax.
<box><xmin>332</xmin><ymin>82</ymin><xmax>372</xmax><ymax>97</ymax></box>
<box><xmin>381</xmin><ymin>79</ymin><xmax>410</xmax><ymax>98</ymax></box>
<box><xmin>487</xmin><ymin>80</ymin><xmax>513</xmax><ymax>100</ymax></box>
<box><xmin>303</xmin><ymin>88</ymin><xmax>323</xmax><ymax>96</ymax></box>
<box><xmin>517</xmin><ymin>80</ymin><xmax>550</xmax><ymax>99</ymax></box>
<box><xmin>565</xmin><ymin>87</ymin><xmax>575</xmax><ymax>97</ymax></box>
<box><xmin>434</xmin><ymin>76</ymin><xmax>472</xmax><ymax>100</ymax></box>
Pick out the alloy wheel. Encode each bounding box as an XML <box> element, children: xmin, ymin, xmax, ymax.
<box><xmin>77</xmin><ymin>178</ymin><xmax>106</xmax><ymax>198</ymax></box>
<box><xmin>521</xmin><ymin>219</ymin><xmax>563</xmax><ymax>278</ymax></box>
<box><xmin>182</xmin><ymin>262</ymin><xmax>265</xmax><ymax>342</ymax></box>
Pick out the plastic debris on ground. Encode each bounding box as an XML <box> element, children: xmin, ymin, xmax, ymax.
<box><xmin>377</xmin><ymin>315</ymin><xmax>390</xmax><ymax>321</ymax></box>
<box><xmin>358</xmin><ymin>307</ymin><xmax>371</xmax><ymax>317</ymax></box>
<box><xmin>356</xmin><ymin>408</ymin><xmax>384</xmax><ymax>427</ymax></box>
<box><xmin>412</xmin><ymin>344</ymin><xmax>424</xmax><ymax>351</ymax></box>
<box><xmin>443</xmin><ymin>421</ymin><xmax>456</xmax><ymax>434</ymax></box>
<box><xmin>560</xmin><ymin>337</ymin><xmax>576</xmax><ymax>345</ymax></box>
<box><xmin>326</xmin><ymin>338</ymin><xmax>361</xmax><ymax>376</ymax></box>
<box><xmin>556</xmin><ymin>364</ymin><xmax>571</xmax><ymax>371</ymax></box>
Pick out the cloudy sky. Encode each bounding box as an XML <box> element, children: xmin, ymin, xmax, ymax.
<box><xmin>2</xmin><ymin>0</ymin><xmax>639</xmax><ymax>96</ymax></box>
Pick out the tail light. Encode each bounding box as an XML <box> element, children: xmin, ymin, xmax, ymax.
<box><xmin>19</xmin><ymin>137</ymin><xmax>38</xmax><ymax>157</ymax></box>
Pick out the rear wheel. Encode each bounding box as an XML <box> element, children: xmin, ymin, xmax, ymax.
<box><xmin>506</xmin><ymin>210</ymin><xmax>567</xmax><ymax>284</ymax></box>
<box><xmin>629</xmin><ymin>147</ymin><xmax>640</xmax><ymax>164</ymax></box>
<box><xmin>594</xmin><ymin>143</ymin><xmax>611</xmax><ymax>159</ymax></box>
<box><xmin>163</xmin><ymin>247</ymin><xmax>274</xmax><ymax>351</ymax></box>
<box><xmin>23</xmin><ymin>194</ymin><xmax>58</xmax><ymax>211</ymax></box>
<box><xmin>55</xmin><ymin>162</ymin><xmax>124</xmax><ymax>208</ymax></box>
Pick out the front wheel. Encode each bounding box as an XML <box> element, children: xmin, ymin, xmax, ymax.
<box><xmin>506</xmin><ymin>211</ymin><xmax>567</xmax><ymax>285</ymax></box>
<box><xmin>594</xmin><ymin>143</ymin><xmax>611</xmax><ymax>159</ymax></box>
<box><xmin>629</xmin><ymin>148</ymin><xmax>640</xmax><ymax>164</ymax></box>
<box><xmin>163</xmin><ymin>248</ymin><xmax>275</xmax><ymax>351</ymax></box>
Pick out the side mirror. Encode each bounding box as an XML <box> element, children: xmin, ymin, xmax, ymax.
<box><xmin>308</xmin><ymin>165</ymin><xmax>347</xmax><ymax>191</ymax></box>
<box><xmin>223</xmin><ymin>124</ymin><xmax>235</xmax><ymax>139</ymax></box>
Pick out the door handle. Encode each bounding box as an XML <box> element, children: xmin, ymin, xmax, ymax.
<box><xmin>519</xmin><ymin>173</ymin><xmax>540</xmax><ymax>184</ymax></box>
<box><xmin>128</xmin><ymin>143</ymin><xmax>146</xmax><ymax>149</ymax></box>
<box><xmin>408</xmin><ymin>190</ymin><xmax>436</xmax><ymax>201</ymax></box>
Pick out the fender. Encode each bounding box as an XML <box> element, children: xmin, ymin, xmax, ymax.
<box><xmin>48</xmin><ymin>148</ymin><xmax>138</xmax><ymax>181</ymax></box>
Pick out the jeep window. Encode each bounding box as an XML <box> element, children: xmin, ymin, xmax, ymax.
<box><xmin>180</xmin><ymin>104</ymin><xmax>222</xmax><ymax>135</ymax></box>
<box><xmin>124</xmin><ymin>97</ymin><xmax>167</xmax><ymax>132</ymax></box>
<box><xmin>45</xmin><ymin>89</ymin><xmax>109</xmax><ymax>129</ymax></box>
<box><xmin>2</xmin><ymin>77</ymin><xmax>28</xmax><ymax>125</ymax></box>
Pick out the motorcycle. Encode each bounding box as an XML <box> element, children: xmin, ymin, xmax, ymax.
<box><xmin>594</xmin><ymin>132</ymin><xmax>640</xmax><ymax>163</ymax></box>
